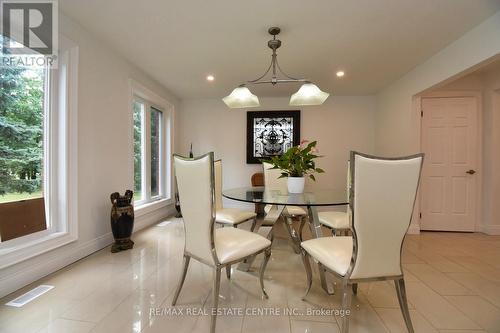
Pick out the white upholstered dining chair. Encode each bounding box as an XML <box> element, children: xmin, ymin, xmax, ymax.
<box><xmin>317</xmin><ymin>160</ymin><xmax>350</xmax><ymax>235</ymax></box>
<box><xmin>214</xmin><ymin>160</ymin><xmax>257</xmax><ymax>231</ymax></box>
<box><xmin>262</xmin><ymin>162</ymin><xmax>307</xmax><ymax>253</ymax></box>
<box><xmin>301</xmin><ymin>151</ymin><xmax>423</xmax><ymax>333</ymax></box>
<box><xmin>214</xmin><ymin>159</ymin><xmax>258</xmax><ymax>279</ymax></box>
<box><xmin>172</xmin><ymin>153</ymin><xmax>272</xmax><ymax>333</ymax></box>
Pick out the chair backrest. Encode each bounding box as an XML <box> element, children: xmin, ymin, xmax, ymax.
<box><xmin>348</xmin><ymin>151</ymin><xmax>423</xmax><ymax>280</ymax></box>
<box><xmin>262</xmin><ymin>162</ymin><xmax>287</xmax><ymax>191</ymax></box>
<box><xmin>251</xmin><ymin>172</ymin><xmax>264</xmax><ymax>186</ymax></box>
<box><xmin>214</xmin><ymin>160</ymin><xmax>223</xmax><ymax>211</ymax></box>
<box><xmin>251</xmin><ymin>172</ymin><xmax>265</xmax><ymax>216</ymax></box>
<box><xmin>174</xmin><ymin>153</ymin><xmax>217</xmax><ymax>265</ymax></box>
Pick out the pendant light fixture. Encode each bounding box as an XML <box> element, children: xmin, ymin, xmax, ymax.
<box><xmin>223</xmin><ymin>27</ymin><xmax>330</xmax><ymax>108</ymax></box>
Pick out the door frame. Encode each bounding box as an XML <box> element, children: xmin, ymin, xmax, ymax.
<box><xmin>415</xmin><ymin>91</ymin><xmax>483</xmax><ymax>232</ymax></box>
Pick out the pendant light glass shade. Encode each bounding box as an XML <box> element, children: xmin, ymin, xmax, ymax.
<box><xmin>289</xmin><ymin>83</ymin><xmax>329</xmax><ymax>106</ymax></box>
<box><xmin>223</xmin><ymin>27</ymin><xmax>331</xmax><ymax>108</ymax></box>
<box><xmin>222</xmin><ymin>86</ymin><xmax>260</xmax><ymax>108</ymax></box>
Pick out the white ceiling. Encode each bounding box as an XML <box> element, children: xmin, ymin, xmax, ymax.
<box><xmin>59</xmin><ymin>0</ymin><xmax>500</xmax><ymax>99</ymax></box>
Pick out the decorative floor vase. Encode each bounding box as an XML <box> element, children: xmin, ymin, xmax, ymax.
<box><xmin>110</xmin><ymin>190</ymin><xmax>135</xmax><ymax>253</ymax></box>
<box><xmin>287</xmin><ymin>177</ymin><xmax>305</xmax><ymax>194</ymax></box>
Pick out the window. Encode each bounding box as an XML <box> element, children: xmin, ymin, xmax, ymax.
<box><xmin>0</xmin><ymin>35</ymin><xmax>79</xmax><ymax>267</ymax></box>
<box><xmin>133</xmin><ymin>101</ymin><xmax>144</xmax><ymax>201</ymax></box>
<box><xmin>0</xmin><ymin>66</ymin><xmax>45</xmax><ymax>203</ymax></box>
<box><xmin>131</xmin><ymin>82</ymin><xmax>172</xmax><ymax>207</ymax></box>
<box><xmin>0</xmin><ymin>57</ymin><xmax>47</xmax><ymax>242</ymax></box>
<box><xmin>150</xmin><ymin>107</ymin><xmax>162</xmax><ymax>198</ymax></box>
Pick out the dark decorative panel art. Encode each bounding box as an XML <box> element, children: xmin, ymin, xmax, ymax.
<box><xmin>246</xmin><ymin>111</ymin><xmax>300</xmax><ymax>164</ymax></box>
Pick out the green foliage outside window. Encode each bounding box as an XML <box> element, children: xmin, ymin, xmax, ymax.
<box><xmin>0</xmin><ymin>37</ymin><xmax>45</xmax><ymax>201</ymax></box>
<box><xmin>133</xmin><ymin>101</ymin><xmax>143</xmax><ymax>199</ymax></box>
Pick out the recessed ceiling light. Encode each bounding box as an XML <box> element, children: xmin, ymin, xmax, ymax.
<box><xmin>336</xmin><ymin>71</ymin><xmax>345</xmax><ymax>78</ymax></box>
<box><xmin>206</xmin><ymin>75</ymin><xmax>215</xmax><ymax>81</ymax></box>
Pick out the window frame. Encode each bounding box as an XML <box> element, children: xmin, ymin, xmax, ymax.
<box><xmin>130</xmin><ymin>80</ymin><xmax>173</xmax><ymax>213</ymax></box>
<box><xmin>0</xmin><ymin>35</ymin><xmax>79</xmax><ymax>268</ymax></box>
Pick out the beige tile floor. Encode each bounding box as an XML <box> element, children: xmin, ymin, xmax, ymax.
<box><xmin>1</xmin><ymin>217</ymin><xmax>500</xmax><ymax>333</ymax></box>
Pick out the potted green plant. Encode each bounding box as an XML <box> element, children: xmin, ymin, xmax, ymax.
<box><xmin>266</xmin><ymin>140</ymin><xmax>324</xmax><ymax>193</ymax></box>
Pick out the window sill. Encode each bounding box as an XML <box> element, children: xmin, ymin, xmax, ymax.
<box><xmin>0</xmin><ymin>231</ymin><xmax>77</xmax><ymax>269</ymax></box>
<box><xmin>135</xmin><ymin>197</ymin><xmax>172</xmax><ymax>217</ymax></box>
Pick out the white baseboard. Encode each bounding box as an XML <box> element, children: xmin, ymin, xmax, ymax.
<box><xmin>0</xmin><ymin>204</ymin><xmax>175</xmax><ymax>299</ymax></box>
<box><xmin>479</xmin><ymin>224</ymin><xmax>500</xmax><ymax>235</ymax></box>
<box><xmin>134</xmin><ymin>203</ymin><xmax>176</xmax><ymax>232</ymax></box>
<box><xmin>0</xmin><ymin>232</ymin><xmax>113</xmax><ymax>299</ymax></box>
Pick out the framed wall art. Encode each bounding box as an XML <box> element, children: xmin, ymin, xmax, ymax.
<box><xmin>246</xmin><ymin>110</ymin><xmax>300</xmax><ymax>164</ymax></box>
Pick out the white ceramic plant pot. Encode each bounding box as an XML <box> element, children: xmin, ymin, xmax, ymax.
<box><xmin>287</xmin><ymin>177</ymin><xmax>305</xmax><ymax>194</ymax></box>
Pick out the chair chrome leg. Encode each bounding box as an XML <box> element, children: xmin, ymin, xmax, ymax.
<box><xmin>229</xmin><ymin>224</ymin><xmax>238</xmax><ymax>274</ymax></box>
<box><xmin>340</xmin><ymin>280</ymin><xmax>352</xmax><ymax>333</ymax></box>
<box><xmin>352</xmin><ymin>283</ymin><xmax>358</xmax><ymax>295</ymax></box>
<box><xmin>298</xmin><ymin>217</ymin><xmax>306</xmax><ymax>242</ymax></box>
<box><xmin>259</xmin><ymin>247</ymin><xmax>271</xmax><ymax>299</ymax></box>
<box><xmin>211</xmin><ymin>268</ymin><xmax>221</xmax><ymax>333</ymax></box>
<box><xmin>301</xmin><ymin>250</ymin><xmax>313</xmax><ymax>300</ymax></box>
<box><xmin>172</xmin><ymin>254</ymin><xmax>190</xmax><ymax>306</ymax></box>
<box><xmin>250</xmin><ymin>218</ymin><xmax>257</xmax><ymax>232</ymax></box>
<box><xmin>318</xmin><ymin>262</ymin><xmax>335</xmax><ymax>295</ymax></box>
<box><xmin>395</xmin><ymin>278</ymin><xmax>414</xmax><ymax>333</ymax></box>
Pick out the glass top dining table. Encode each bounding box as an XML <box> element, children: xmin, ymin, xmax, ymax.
<box><xmin>223</xmin><ymin>186</ymin><xmax>349</xmax><ymax>295</ymax></box>
<box><xmin>222</xmin><ymin>186</ymin><xmax>348</xmax><ymax>207</ymax></box>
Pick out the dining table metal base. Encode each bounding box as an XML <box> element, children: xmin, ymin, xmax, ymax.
<box><xmin>283</xmin><ymin>216</ymin><xmax>302</xmax><ymax>254</ymax></box>
<box><xmin>237</xmin><ymin>205</ymin><xmax>285</xmax><ymax>272</ymax></box>
<box><xmin>237</xmin><ymin>204</ymin><xmax>336</xmax><ymax>295</ymax></box>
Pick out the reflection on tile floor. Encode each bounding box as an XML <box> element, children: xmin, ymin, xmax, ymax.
<box><xmin>1</xmin><ymin>217</ymin><xmax>500</xmax><ymax>333</ymax></box>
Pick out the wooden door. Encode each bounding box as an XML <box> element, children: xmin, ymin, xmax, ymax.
<box><xmin>420</xmin><ymin>97</ymin><xmax>478</xmax><ymax>231</ymax></box>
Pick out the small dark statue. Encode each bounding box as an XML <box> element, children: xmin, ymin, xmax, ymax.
<box><xmin>110</xmin><ymin>190</ymin><xmax>134</xmax><ymax>253</ymax></box>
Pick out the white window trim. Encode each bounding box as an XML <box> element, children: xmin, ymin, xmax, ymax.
<box><xmin>0</xmin><ymin>35</ymin><xmax>79</xmax><ymax>269</ymax></box>
<box><xmin>129</xmin><ymin>79</ymin><xmax>174</xmax><ymax>212</ymax></box>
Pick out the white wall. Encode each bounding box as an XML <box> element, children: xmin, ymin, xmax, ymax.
<box><xmin>425</xmin><ymin>67</ymin><xmax>500</xmax><ymax>234</ymax></box>
<box><xmin>0</xmin><ymin>13</ymin><xmax>179</xmax><ymax>297</ymax></box>
<box><xmin>374</xmin><ymin>11</ymin><xmax>500</xmax><ymax>235</ymax></box>
<box><xmin>481</xmin><ymin>67</ymin><xmax>500</xmax><ymax>234</ymax></box>
<box><xmin>375</xmin><ymin>11</ymin><xmax>500</xmax><ymax>156</ymax></box>
<box><xmin>176</xmin><ymin>96</ymin><xmax>376</xmax><ymax>209</ymax></box>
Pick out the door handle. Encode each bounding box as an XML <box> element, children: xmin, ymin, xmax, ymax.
<box><xmin>466</xmin><ymin>169</ymin><xmax>476</xmax><ymax>175</ymax></box>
